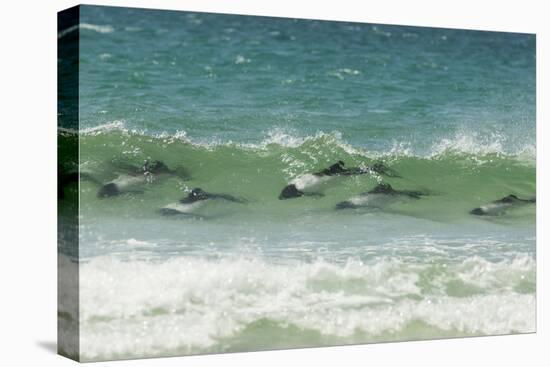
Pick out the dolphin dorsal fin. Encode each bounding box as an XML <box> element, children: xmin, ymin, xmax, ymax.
<box><xmin>372</xmin><ymin>183</ymin><xmax>393</xmax><ymax>194</ymax></box>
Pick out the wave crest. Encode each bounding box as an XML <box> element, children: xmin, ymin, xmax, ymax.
<box><xmin>58</xmin><ymin>23</ymin><xmax>114</xmax><ymax>39</ymax></box>
<box><xmin>78</xmin><ymin>121</ymin><xmax>535</xmax><ymax>162</ymax></box>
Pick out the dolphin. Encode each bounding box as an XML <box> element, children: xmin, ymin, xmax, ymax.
<box><xmin>335</xmin><ymin>183</ymin><xmax>426</xmax><ymax>209</ymax></box>
<box><xmin>97</xmin><ymin>160</ymin><xmax>185</xmax><ymax>198</ymax></box>
<box><xmin>313</xmin><ymin>161</ymin><xmax>399</xmax><ymax>177</ymax></box>
<box><xmin>470</xmin><ymin>195</ymin><xmax>535</xmax><ymax>216</ymax></box>
<box><xmin>279</xmin><ymin>161</ymin><xmax>399</xmax><ymax>200</ymax></box>
<box><xmin>159</xmin><ymin>188</ymin><xmax>246</xmax><ymax>216</ymax></box>
<box><xmin>278</xmin><ymin>184</ymin><xmax>324</xmax><ymax>200</ymax></box>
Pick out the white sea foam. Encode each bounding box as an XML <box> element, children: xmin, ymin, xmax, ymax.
<box><xmin>329</xmin><ymin>68</ymin><xmax>361</xmax><ymax>80</ymax></box>
<box><xmin>126</xmin><ymin>238</ymin><xmax>155</xmax><ymax>247</ymax></box>
<box><xmin>262</xmin><ymin>128</ymin><xmax>307</xmax><ymax>148</ymax></box>
<box><xmin>80</xmin><ymin>23</ymin><xmax>114</xmax><ymax>34</ymax></box>
<box><xmin>58</xmin><ymin>23</ymin><xmax>114</xmax><ymax>39</ymax></box>
<box><xmin>431</xmin><ymin>131</ymin><xmax>505</xmax><ymax>157</ymax></box>
<box><xmin>75</xmin><ymin>254</ymin><xmax>535</xmax><ymax>360</ymax></box>
<box><xmin>58</xmin><ymin>25</ymin><xmax>79</xmax><ymax>39</ymax></box>
<box><xmin>78</xmin><ymin>121</ymin><xmax>535</xmax><ymax>162</ymax></box>
<box><xmin>234</xmin><ymin>55</ymin><xmax>251</xmax><ymax>64</ymax></box>
<box><xmin>261</xmin><ymin>128</ymin><xmax>363</xmax><ymax>157</ymax></box>
<box><xmin>98</xmin><ymin>53</ymin><xmax>112</xmax><ymax>60</ymax></box>
<box><xmin>429</xmin><ymin>131</ymin><xmax>536</xmax><ymax>160</ymax></box>
<box><xmin>80</xmin><ymin>120</ymin><xmax>126</xmax><ymax>135</ymax></box>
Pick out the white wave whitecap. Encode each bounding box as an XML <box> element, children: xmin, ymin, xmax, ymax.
<box><xmin>58</xmin><ymin>23</ymin><xmax>114</xmax><ymax>39</ymax></box>
<box><xmin>76</xmin><ymin>121</ymin><xmax>535</xmax><ymax>162</ymax></box>
<box><xmin>69</xmin><ymin>254</ymin><xmax>535</xmax><ymax>360</ymax></box>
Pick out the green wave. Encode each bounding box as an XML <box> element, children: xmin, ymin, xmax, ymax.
<box><xmin>72</xmin><ymin>129</ymin><xmax>535</xmax><ymax>222</ymax></box>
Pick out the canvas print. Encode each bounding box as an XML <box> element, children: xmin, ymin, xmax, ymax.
<box><xmin>58</xmin><ymin>5</ymin><xmax>536</xmax><ymax>362</ymax></box>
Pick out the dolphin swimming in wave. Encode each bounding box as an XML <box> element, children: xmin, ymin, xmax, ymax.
<box><xmin>470</xmin><ymin>195</ymin><xmax>535</xmax><ymax>216</ymax></box>
<box><xmin>279</xmin><ymin>161</ymin><xmax>399</xmax><ymax>200</ymax></box>
<box><xmin>97</xmin><ymin>160</ymin><xmax>186</xmax><ymax>198</ymax></box>
<box><xmin>335</xmin><ymin>183</ymin><xmax>427</xmax><ymax>209</ymax></box>
<box><xmin>159</xmin><ymin>188</ymin><xmax>246</xmax><ymax>215</ymax></box>
<box><xmin>313</xmin><ymin>161</ymin><xmax>399</xmax><ymax>177</ymax></box>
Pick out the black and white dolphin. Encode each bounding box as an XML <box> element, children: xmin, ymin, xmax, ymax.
<box><xmin>278</xmin><ymin>184</ymin><xmax>324</xmax><ymax>200</ymax></box>
<box><xmin>97</xmin><ymin>160</ymin><xmax>184</xmax><ymax>198</ymax></box>
<box><xmin>159</xmin><ymin>188</ymin><xmax>246</xmax><ymax>215</ymax></box>
<box><xmin>314</xmin><ymin>161</ymin><xmax>398</xmax><ymax>177</ymax></box>
<box><xmin>335</xmin><ymin>183</ymin><xmax>426</xmax><ymax>209</ymax></box>
<box><xmin>470</xmin><ymin>195</ymin><xmax>535</xmax><ymax>216</ymax></box>
<box><xmin>279</xmin><ymin>161</ymin><xmax>399</xmax><ymax>200</ymax></box>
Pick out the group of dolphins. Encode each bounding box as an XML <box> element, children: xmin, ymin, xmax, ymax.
<box><xmin>58</xmin><ymin>159</ymin><xmax>536</xmax><ymax>218</ymax></box>
<box><xmin>277</xmin><ymin>160</ymin><xmax>535</xmax><ymax>216</ymax></box>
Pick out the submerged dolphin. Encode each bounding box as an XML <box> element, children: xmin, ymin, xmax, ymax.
<box><xmin>97</xmin><ymin>160</ymin><xmax>183</xmax><ymax>198</ymax></box>
<box><xmin>470</xmin><ymin>195</ymin><xmax>535</xmax><ymax>216</ymax></box>
<box><xmin>279</xmin><ymin>161</ymin><xmax>399</xmax><ymax>200</ymax></box>
<box><xmin>278</xmin><ymin>184</ymin><xmax>324</xmax><ymax>200</ymax></box>
<box><xmin>335</xmin><ymin>183</ymin><xmax>426</xmax><ymax>209</ymax></box>
<box><xmin>159</xmin><ymin>188</ymin><xmax>246</xmax><ymax>215</ymax></box>
<box><xmin>313</xmin><ymin>161</ymin><xmax>399</xmax><ymax>177</ymax></box>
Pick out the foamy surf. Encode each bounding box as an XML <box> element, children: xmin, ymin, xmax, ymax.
<box><xmin>58</xmin><ymin>23</ymin><xmax>114</xmax><ymax>38</ymax></box>
<box><xmin>77</xmin><ymin>122</ymin><xmax>536</xmax><ymax>162</ymax></box>
<box><xmin>72</xmin><ymin>254</ymin><xmax>535</xmax><ymax>361</ymax></box>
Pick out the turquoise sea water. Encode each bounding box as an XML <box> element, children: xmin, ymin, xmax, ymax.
<box><xmin>58</xmin><ymin>6</ymin><xmax>535</xmax><ymax>361</ymax></box>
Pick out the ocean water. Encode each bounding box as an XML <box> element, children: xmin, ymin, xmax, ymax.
<box><xmin>58</xmin><ymin>5</ymin><xmax>535</xmax><ymax>361</ymax></box>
